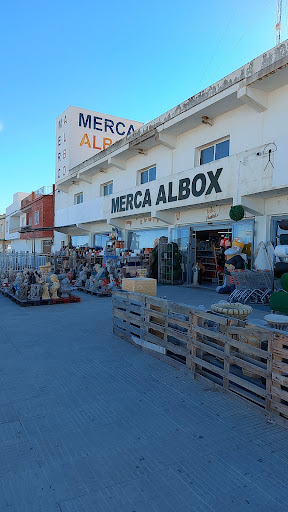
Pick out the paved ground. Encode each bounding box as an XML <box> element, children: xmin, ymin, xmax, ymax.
<box><xmin>158</xmin><ymin>284</ymin><xmax>274</xmax><ymax>328</ymax></box>
<box><xmin>1</xmin><ymin>288</ymin><xmax>288</xmax><ymax>512</ymax></box>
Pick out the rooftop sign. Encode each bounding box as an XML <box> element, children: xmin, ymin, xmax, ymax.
<box><xmin>55</xmin><ymin>106</ymin><xmax>143</xmax><ymax>183</ymax></box>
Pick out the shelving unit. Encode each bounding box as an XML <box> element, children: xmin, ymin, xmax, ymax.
<box><xmin>196</xmin><ymin>247</ymin><xmax>221</xmax><ymax>283</ymax></box>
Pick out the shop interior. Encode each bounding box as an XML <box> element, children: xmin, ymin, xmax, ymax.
<box><xmin>193</xmin><ymin>228</ymin><xmax>232</xmax><ymax>286</ymax></box>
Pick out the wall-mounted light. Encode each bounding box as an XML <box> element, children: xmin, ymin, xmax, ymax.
<box><xmin>201</xmin><ymin>116</ymin><xmax>213</xmax><ymax>126</ymax></box>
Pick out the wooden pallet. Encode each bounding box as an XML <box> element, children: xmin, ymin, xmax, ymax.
<box><xmin>271</xmin><ymin>334</ymin><xmax>288</xmax><ymax>421</ymax></box>
<box><xmin>3</xmin><ymin>292</ymin><xmax>80</xmax><ymax>307</ymax></box>
<box><xmin>112</xmin><ymin>290</ymin><xmax>275</xmax><ymax>415</ymax></box>
<box><xmin>51</xmin><ymin>295</ymin><xmax>81</xmax><ymax>304</ymax></box>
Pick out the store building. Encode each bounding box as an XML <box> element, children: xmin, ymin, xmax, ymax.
<box><xmin>6</xmin><ymin>187</ymin><xmax>55</xmax><ymax>253</ymax></box>
<box><xmin>54</xmin><ymin>41</ymin><xmax>288</xmax><ymax>283</ymax></box>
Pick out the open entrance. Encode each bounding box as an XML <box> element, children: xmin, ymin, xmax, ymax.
<box><xmin>190</xmin><ymin>227</ymin><xmax>232</xmax><ymax>287</ymax></box>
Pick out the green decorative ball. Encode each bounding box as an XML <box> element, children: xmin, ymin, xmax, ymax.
<box><xmin>229</xmin><ymin>205</ymin><xmax>245</xmax><ymax>222</ymax></box>
<box><xmin>281</xmin><ymin>273</ymin><xmax>288</xmax><ymax>293</ymax></box>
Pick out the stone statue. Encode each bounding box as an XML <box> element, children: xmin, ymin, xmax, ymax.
<box><xmin>74</xmin><ymin>266</ymin><xmax>89</xmax><ymax>287</ymax></box>
<box><xmin>28</xmin><ymin>284</ymin><xmax>41</xmax><ymax>301</ymax></box>
<box><xmin>50</xmin><ymin>274</ymin><xmax>60</xmax><ymax>299</ymax></box>
<box><xmin>42</xmin><ymin>283</ymin><xmax>50</xmax><ymax>300</ymax></box>
<box><xmin>18</xmin><ymin>284</ymin><xmax>29</xmax><ymax>301</ymax></box>
<box><xmin>59</xmin><ymin>277</ymin><xmax>73</xmax><ymax>296</ymax></box>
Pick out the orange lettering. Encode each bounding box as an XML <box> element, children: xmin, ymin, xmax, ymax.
<box><xmin>64</xmin><ymin>115</ymin><xmax>67</xmax><ymax>124</ymax></box>
<box><xmin>63</xmin><ymin>132</ymin><xmax>66</xmax><ymax>142</ymax></box>
<box><xmin>63</xmin><ymin>149</ymin><xmax>66</xmax><ymax>159</ymax></box>
<box><xmin>93</xmin><ymin>135</ymin><xmax>101</xmax><ymax>150</ymax></box>
<box><xmin>80</xmin><ymin>133</ymin><xmax>91</xmax><ymax>148</ymax></box>
<box><xmin>63</xmin><ymin>166</ymin><xmax>66</xmax><ymax>175</ymax></box>
<box><xmin>103</xmin><ymin>137</ymin><xmax>112</xmax><ymax>150</ymax></box>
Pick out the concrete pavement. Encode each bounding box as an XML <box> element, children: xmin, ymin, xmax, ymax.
<box><xmin>0</xmin><ymin>290</ymin><xmax>288</xmax><ymax>511</ymax></box>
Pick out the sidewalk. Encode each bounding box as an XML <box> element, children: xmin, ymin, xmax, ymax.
<box><xmin>0</xmin><ymin>291</ymin><xmax>288</xmax><ymax>511</ymax></box>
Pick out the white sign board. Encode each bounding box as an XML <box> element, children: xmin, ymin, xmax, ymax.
<box><xmin>55</xmin><ymin>106</ymin><xmax>143</xmax><ymax>183</ymax></box>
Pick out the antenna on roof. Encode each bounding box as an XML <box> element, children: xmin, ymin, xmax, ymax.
<box><xmin>276</xmin><ymin>0</ymin><xmax>283</xmax><ymax>45</ymax></box>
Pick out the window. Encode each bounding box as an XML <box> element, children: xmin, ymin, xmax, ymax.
<box><xmin>140</xmin><ymin>166</ymin><xmax>156</xmax><ymax>185</ymax></box>
<box><xmin>200</xmin><ymin>139</ymin><xmax>230</xmax><ymax>165</ymax></box>
<box><xmin>103</xmin><ymin>181</ymin><xmax>113</xmax><ymax>196</ymax></box>
<box><xmin>34</xmin><ymin>211</ymin><xmax>39</xmax><ymax>225</ymax></box>
<box><xmin>74</xmin><ymin>192</ymin><xmax>83</xmax><ymax>204</ymax></box>
<box><xmin>28</xmin><ymin>217</ymin><xmax>32</xmax><ymax>226</ymax></box>
<box><xmin>95</xmin><ymin>233</ymin><xmax>110</xmax><ymax>248</ymax></box>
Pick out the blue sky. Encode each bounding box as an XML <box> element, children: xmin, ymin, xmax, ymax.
<box><xmin>0</xmin><ymin>0</ymin><xmax>283</xmax><ymax>213</ymax></box>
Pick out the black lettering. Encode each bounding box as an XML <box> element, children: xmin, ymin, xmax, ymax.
<box><xmin>79</xmin><ymin>113</ymin><xmax>91</xmax><ymax>128</ymax></box>
<box><xmin>134</xmin><ymin>191</ymin><xmax>142</xmax><ymax>209</ymax></box>
<box><xmin>119</xmin><ymin>196</ymin><xmax>126</xmax><ymax>212</ymax></box>
<box><xmin>111</xmin><ymin>197</ymin><xmax>119</xmax><ymax>213</ymax></box>
<box><xmin>206</xmin><ymin>168</ymin><xmax>222</xmax><ymax>195</ymax></box>
<box><xmin>178</xmin><ymin>178</ymin><xmax>190</xmax><ymax>200</ymax></box>
<box><xmin>192</xmin><ymin>173</ymin><xmax>206</xmax><ymax>197</ymax></box>
<box><xmin>116</xmin><ymin>122</ymin><xmax>125</xmax><ymax>136</ymax></box>
<box><xmin>168</xmin><ymin>182</ymin><xmax>177</xmax><ymax>202</ymax></box>
<box><xmin>126</xmin><ymin>193</ymin><xmax>134</xmax><ymax>210</ymax></box>
<box><xmin>93</xmin><ymin>116</ymin><xmax>102</xmax><ymax>131</ymax></box>
<box><xmin>127</xmin><ymin>124</ymin><xmax>135</xmax><ymax>136</ymax></box>
<box><xmin>105</xmin><ymin>119</ymin><xmax>114</xmax><ymax>134</ymax></box>
<box><xmin>156</xmin><ymin>185</ymin><xmax>167</xmax><ymax>205</ymax></box>
<box><xmin>142</xmin><ymin>189</ymin><xmax>151</xmax><ymax>208</ymax></box>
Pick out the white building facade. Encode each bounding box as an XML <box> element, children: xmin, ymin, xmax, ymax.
<box><xmin>54</xmin><ymin>41</ymin><xmax>288</xmax><ymax>281</ymax></box>
<box><xmin>5</xmin><ymin>192</ymin><xmax>29</xmax><ymax>251</ymax></box>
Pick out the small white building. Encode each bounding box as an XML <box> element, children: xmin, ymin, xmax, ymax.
<box><xmin>54</xmin><ymin>41</ymin><xmax>288</xmax><ymax>282</ymax></box>
<box><xmin>5</xmin><ymin>192</ymin><xmax>29</xmax><ymax>251</ymax></box>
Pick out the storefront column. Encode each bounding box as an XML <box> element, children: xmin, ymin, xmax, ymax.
<box><xmin>88</xmin><ymin>232</ymin><xmax>95</xmax><ymax>247</ymax></box>
<box><xmin>254</xmin><ymin>215</ymin><xmax>269</xmax><ymax>247</ymax></box>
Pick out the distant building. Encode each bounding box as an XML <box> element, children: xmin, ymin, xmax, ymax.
<box><xmin>0</xmin><ymin>214</ymin><xmax>8</xmax><ymax>253</ymax></box>
<box><xmin>5</xmin><ymin>192</ymin><xmax>30</xmax><ymax>250</ymax></box>
<box><xmin>6</xmin><ymin>187</ymin><xmax>55</xmax><ymax>253</ymax></box>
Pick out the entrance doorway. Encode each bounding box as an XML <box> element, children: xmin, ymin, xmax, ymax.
<box><xmin>189</xmin><ymin>227</ymin><xmax>232</xmax><ymax>286</ymax></box>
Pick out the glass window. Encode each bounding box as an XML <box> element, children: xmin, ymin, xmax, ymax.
<box><xmin>215</xmin><ymin>139</ymin><xmax>230</xmax><ymax>160</ymax></box>
<box><xmin>75</xmin><ymin>192</ymin><xmax>84</xmax><ymax>204</ymax></box>
<box><xmin>71</xmin><ymin>235</ymin><xmax>89</xmax><ymax>247</ymax></box>
<box><xmin>103</xmin><ymin>182</ymin><xmax>113</xmax><ymax>196</ymax></box>
<box><xmin>95</xmin><ymin>233</ymin><xmax>110</xmax><ymax>248</ymax></box>
<box><xmin>34</xmin><ymin>211</ymin><xmax>39</xmax><ymax>225</ymax></box>
<box><xmin>141</xmin><ymin>170</ymin><xmax>149</xmax><ymax>184</ymax></box>
<box><xmin>149</xmin><ymin>166</ymin><xmax>156</xmax><ymax>181</ymax></box>
<box><xmin>200</xmin><ymin>146</ymin><xmax>214</xmax><ymax>165</ymax></box>
<box><xmin>128</xmin><ymin>228</ymin><xmax>168</xmax><ymax>251</ymax></box>
<box><xmin>140</xmin><ymin>166</ymin><xmax>156</xmax><ymax>184</ymax></box>
<box><xmin>200</xmin><ymin>139</ymin><xmax>229</xmax><ymax>165</ymax></box>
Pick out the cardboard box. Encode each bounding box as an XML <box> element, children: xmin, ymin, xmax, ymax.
<box><xmin>122</xmin><ymin>278</ymin><xmax>157</xmax><ymax>296</ymax></box>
